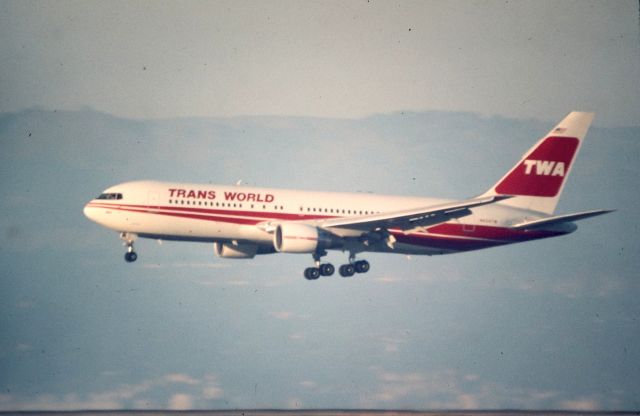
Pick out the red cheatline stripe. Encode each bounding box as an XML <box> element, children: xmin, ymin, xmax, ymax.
<box><xmin>152</xmin><ymin>210</ymin><xmax>261</xmax><ymax>225</ymax></box>
<box><xmin>284</xmin><ymin>236</ymin><xmax>318</xmax><ymax>241</ymax></box>
<box><xmin>426</xmin><ymin>223</ymin><xmax>563</xmax><ymax>241</ymax></box>
<box><xmin>87</xmin><ymin>203</ymin><xmax>562</xmax><ymax>244</ymax></box>
<box><xmin>394</xmin><ymin>233</ymin><xmax>506</xmax><ymax>251</ymax></box>
<box><xmin>87</xmin><ymin>202</ymin><xmax>333</xmax><ymax>221</ymax></box>
<box><xmin>89</xmin><ymin>204</ymin><xmax>263</xmax><ymax>225</ymax></box>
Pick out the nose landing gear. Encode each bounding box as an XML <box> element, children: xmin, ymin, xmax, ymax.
<box><xmin>125</xmin><ymin>251</ymin><xmax>138</xmax><ymax>262</ymax></box>
<box><xmin>120</xmin><ymin>232</ymin><xmax>138</xmax><ymax>263</ymax></box>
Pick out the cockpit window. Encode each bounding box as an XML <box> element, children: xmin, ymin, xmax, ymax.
<box><xmin>96</xmin><ymin>193</ymin><xmax>123</xmax><ymax>200</ymax></box>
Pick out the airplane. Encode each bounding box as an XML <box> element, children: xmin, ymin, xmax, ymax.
<box><xmin>84</xmin><ymin>111</ymin><xmax>613</xmax><ymax>280</ymax></box>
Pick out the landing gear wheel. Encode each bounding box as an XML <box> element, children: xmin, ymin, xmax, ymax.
<box><xmin>339</xmin><ymin>264</ymin><xmax>355</xmax><ymax>277</ymax></box>
<box><xmin>120</xmin><ymin>232</ymin><xmax>138</xmax><ymax>263</ymax></box>
<box><xmin>304</xmin><ymin>267</ymin><xmax>320</xmax><ymax>280</ymax></box>
<box><xmin>354</xmin><ymin>260</ymin><xmax>370</xmax><ymax>273</ymax></box>
<box><xmin>319</xmin><ymin>263</ymin><xmax>335</xmax><ymax>276</ymax></box>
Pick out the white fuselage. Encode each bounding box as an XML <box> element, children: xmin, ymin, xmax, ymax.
<box><xmin>82</xmin><ymin>112</ymin><xmax>608</xmax><ymax>279</ymax></box>
<box><xmin>84</xmin><ymin>180</ymin><xmax>571</xmax><ymax>257</ymax></box>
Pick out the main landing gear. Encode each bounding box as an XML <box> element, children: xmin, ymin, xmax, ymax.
<box><xmin>303</xmin><ymin>264</ymin><xmax>333</xmax><ymax>280</ymax></box>
<box><xmin>303</xmin><ymin>252</ymin><xmax>370</xmax><ymax>280</ymax></box>
<box><xmin>338</xmin><ymin>259</ymin><xmax>370</xmax><ymax>277</ymax></box>
<box><xmin>121</xmin><ymin>232</ymin><xmax>138</xmax><ymax>263</ymax></box>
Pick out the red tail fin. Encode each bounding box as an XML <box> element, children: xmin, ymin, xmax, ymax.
<box><xmin>483</xmin><ymin>112</ymin><xmax>594</xmax><ymax>214</ymax></box>
<box><xmin>494</xmin><ymin>136</ymin><xmax>579</xmax><ymax>197</ymax></box>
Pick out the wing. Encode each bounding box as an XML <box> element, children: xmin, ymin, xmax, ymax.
<box><xmin>306</xmin><ymin>195</ymin><xmax>512</xmax><ymax>234</ymax></box>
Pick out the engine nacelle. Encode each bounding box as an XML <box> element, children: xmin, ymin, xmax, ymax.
<box><xmin>213</xmin><ymin>242</ymin><xmax>257</xmax><ymax>259</ymax></box>
<box><xmin>273</xmin><ymin>223</ymin><xmax>341</xmax><ymax>253</ymax></box>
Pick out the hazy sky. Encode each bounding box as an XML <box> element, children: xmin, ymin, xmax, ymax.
<box><xmin>2</xmin><ymin>108</ymin><xmax>638</xmax><ymax>411</ymax></box>
<box><xmin>1</xmin><ymin>0</ymin><xmax>639</xmax><ymax>125</ymax></box>
<box><xmin>1</xmin><ymin>0</ymin><xmax>639</xmax><ymax>412</ymax></box>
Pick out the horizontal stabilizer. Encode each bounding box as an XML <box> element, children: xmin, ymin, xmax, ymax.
<box><xmin>511</xmin><ymin>209</ymin><xmax>614</xmax><ymax>230</ymax></box>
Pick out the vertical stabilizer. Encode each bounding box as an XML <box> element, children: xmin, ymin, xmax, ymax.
<box><xmin>482</xmin><ymin>111</ymin><xmax>595</xmax><ymax>214</ymax></box>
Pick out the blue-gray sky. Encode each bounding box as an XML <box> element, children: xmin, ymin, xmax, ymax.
<box><xmin>1</xmin><ymin>0</ymin><xmax>639</xmax><ymax>411</ymax></box>
<box><xmin>1</xmin><ymin>0</ymin><xmax>639</xmax><ymax>125</ymax></box>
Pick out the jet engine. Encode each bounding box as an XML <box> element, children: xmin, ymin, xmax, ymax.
<box><xmin>213</xmin><ymin>241</ymin><xmax>258</xmax><ymax>258</ymax></box>
<box><xmin>273</xmin><ymin>223</ymin><xmax>341</xmax><ymax>253</ymax></box>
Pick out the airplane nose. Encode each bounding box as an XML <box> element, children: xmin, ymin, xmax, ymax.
<box><xmin>83</xmin><ymin>202</ymin><xmax>96</xmax><ymax>221</ymax></box>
